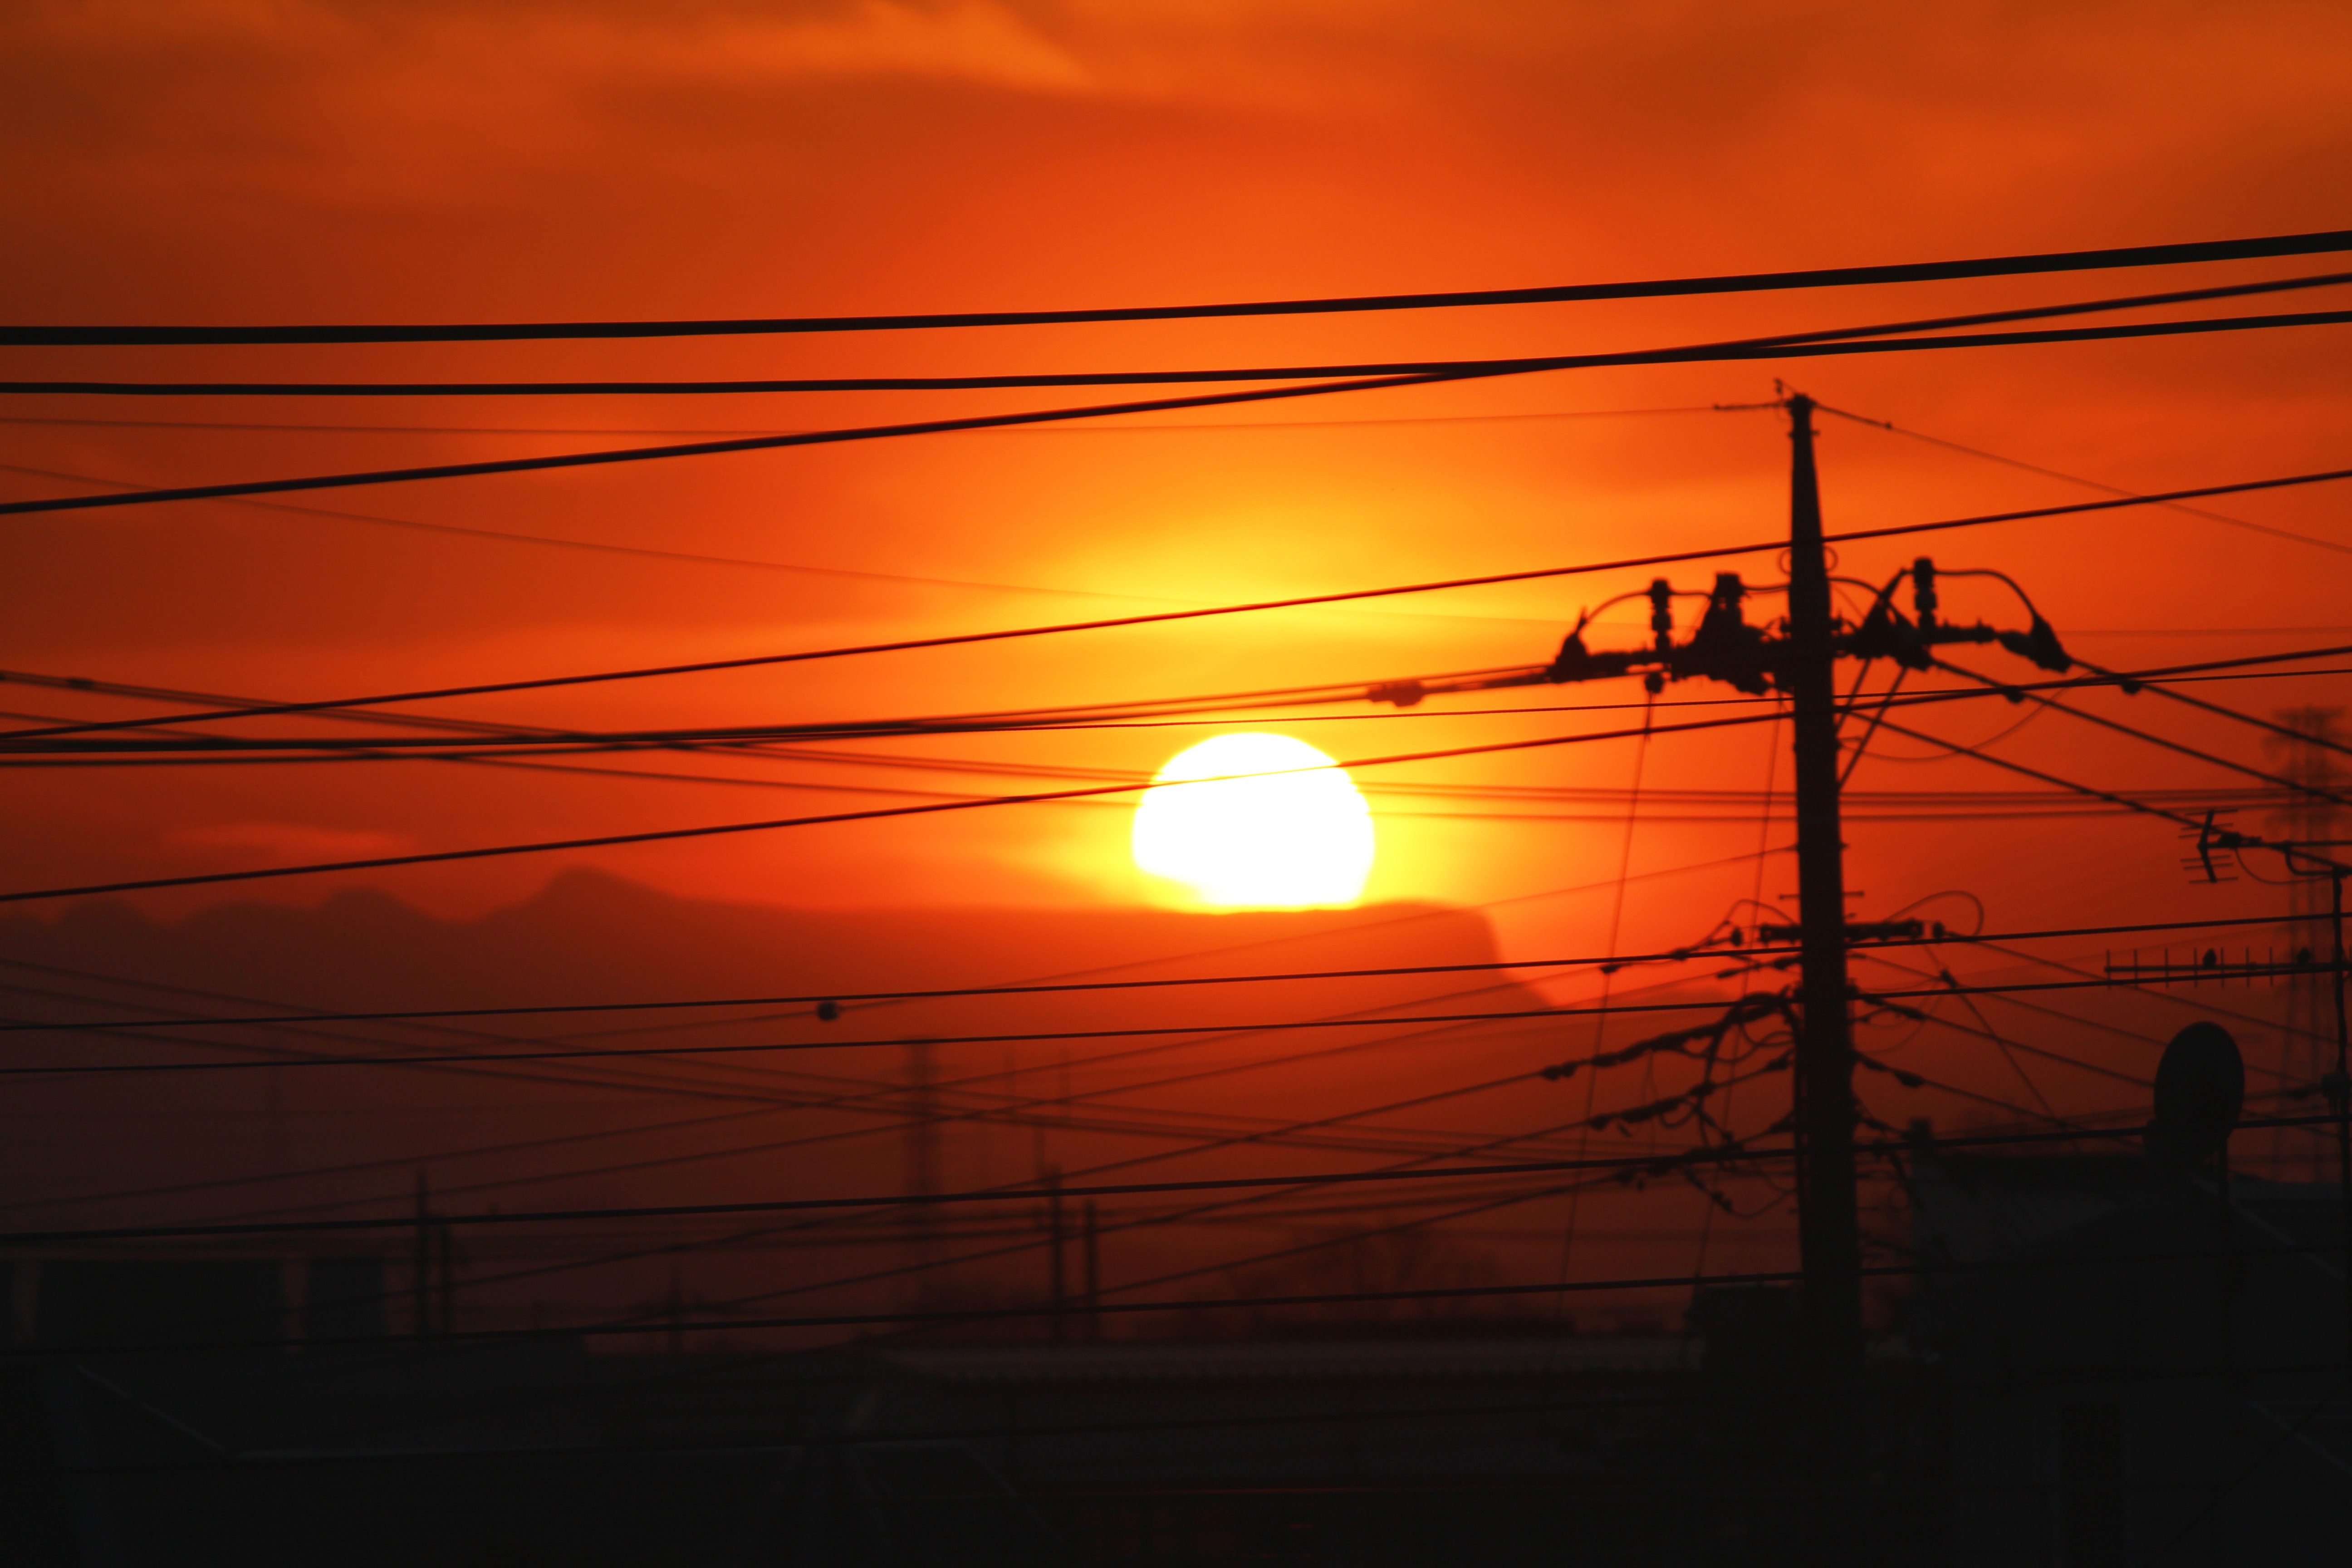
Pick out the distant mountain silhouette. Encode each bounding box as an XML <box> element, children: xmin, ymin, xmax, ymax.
<box><xmin>0</xmin><ymin>873</ymin><xmax>1595</xmax><ymax>1334</ymax></box>
<box><xmin>2</xmin><ymin>867</ymin><xmax>1522</xmax><ymax>1014</ymax></box>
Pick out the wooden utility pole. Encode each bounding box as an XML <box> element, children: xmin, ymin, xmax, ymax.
<box><xmin>1782</xmin><ymin>394</ymin><xmax>1867</xmax><ymax>1489</ymax></box>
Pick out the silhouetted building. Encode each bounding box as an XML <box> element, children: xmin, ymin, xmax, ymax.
<box><xmin>301</xmin><ymin>1256</ymin><xmax>388</xmax><ymax>1344</ymax></box>
<box><xmin>1910</xmin><ymin>1146</ymin><xmax>2347</xmax><ymax>1567</ymax></box>
<box><xmin>33</xmin><ymin>1260</ymin><xmax>285</xmax><ymax>1351</ymax></box>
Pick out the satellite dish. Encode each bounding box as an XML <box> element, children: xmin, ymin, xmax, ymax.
<box><xmin>2144</xmin><ymin>1021</ymin><xmax>2244</xmax><ymax>1168</ymax></box>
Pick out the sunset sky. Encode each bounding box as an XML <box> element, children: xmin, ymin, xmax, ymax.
<box><xmin>4</xmin><ymin>0</ymin><xmax>2349</xmax><ymax>970</ymax></box>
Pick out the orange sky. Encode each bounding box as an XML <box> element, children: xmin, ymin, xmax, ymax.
<box><xmin>3</xmin><ymin>0</ymin><xmax>2350</xmax><ymax>968</ymax></box>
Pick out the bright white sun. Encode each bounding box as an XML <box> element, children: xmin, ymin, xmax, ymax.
<box><xmin>1131</xmin><ymin>733</ymin><xmax>1375</xmax><ymax>908</ymax></box>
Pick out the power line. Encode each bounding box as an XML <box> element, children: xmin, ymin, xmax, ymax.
<box><xmin>19</xmin><ymin>1086</ymin><xmax>2300</xmax><ymax>1387</ymax></box>
<box><xmin>97</xmin><ymin>969</ymin><xmax>1592</xmax><ymax>1233</ymax></box>
<box><xmin>0</xmin><ymin>678</ymin><xmax>2170</xmax><ymax>903</ymax></box>
<box><xmin>0</xmin><ymin>457</ymin><xmax>1219</xmax><ymax>598</ymax></box>
<box><xmin>0</xmin><ymin>665</ymin><xmax>1552</xmax><ymax>751</ymax></box>
<box><xmin>0</xmin><ymin>646</ymin><xmax>2336</xmax><ymax>763</ymax></box>
<box><xmin>3</xmin><ymin>308</ymin><xmax>2348</xmax><ymax>517</ymax></box>
<box><xmin>1930</xmin><ymin>656</ymin><xmax>2352</xmax><ymax>811</ymax></box>
<box><xmin>0</xmin><ymin>405</ymin><xmax>1735</xmax><ymax>437</ymax></box>
<box><xmin>2078</xmin><ymin>653</ymin><xmax>2352</xmax><ymax>764</ymax></box>
<box><xmin>1870</xmin><ymin>714</ymin><xmax>2347</xmax><ymax>878</ymax></box>
<box><xmin>0</xmin><ymin>956</ymin><xmax>2202</xmax><ymax>1258</ymax></box>
<box><xmin>1</xmin><ymin>917</ymin><xmax>1669</xmax><ymax>1217</ymax></box>
<box><xmin>15</xmin><ymin>274</ymin><xmax>2350</xmax><ymax>398</ymax></box>
<box><xmin>1818</xmin><ymin>401</ymin><xmax>2352</xmax><ymax>562</ymax></box>
<box><xmin>0</xmin><ymin>662</ymin><xmax>2324</xmax><ymax>903</ymax></box>
<box><xmin>20</xmin><ymin>1235</ymin><xmax>2342</xmax><ymax>1359</ymax></box>
<box><xmin>1850</xmin><ymin>957</ymin><xmax>2155</xmax><ymax>1091</ymax></box>
<box><xmin>160</xmin><ymin>1003</ymin><xmax>1597</xmax><ymax>1350</ymax></box>
<box><xmin>0</xmin><ymin>655</ymin><xmax>1539</xmax><ymax>749</ymax></box>
<box><xmin>15</xmin><ymin>652</ymin><xmax>2348</xmax><ymax>758</ymax></box>
<box><xmin>1967</xmin><ymin>936</ymin><xmax>2341</xmax><ymax>1057</ymax></box>
<box><xmin>419</xmin><ymin>1060</ymin><xmax>1681</xmax><ymax>1350</ymax></box>
<box><xmin>0</xmin><ymin>1000</ymin><xmax>1632</xmax><ymax>1079</ymax></box>
<box><xmin>10</xmin><ymin>843</ymin><xmax>1773</xmax><ymax>1088</ymax></box>
<box><xmin>0</xmin><ymin>454</ymin><xmax>1610</xmax><ymax>633</ymax></box>
<box><xmin>13</xmin><ymin>481</ymin><xmax>2352</xmax><ymax>752</ymax></box>
<box><xmin>10</xmin><ymin>1114</ymin><xmax>2330</xmax><ymax>1249</ymax></box>
<box><xmin>44</xmin><ymin>1068</ymin><xmax>2290</xmax><ymax>1399</ymax></box>
<box><xmin>12</xmin><ymin>226</ymin><xmax>2347</xmax><ymax>342</ymax></box>
<box><xmin>0</xmin><ymin>709</ymin><xmax>1799</xmax><ymax>904</ymax></box>
<box><xmin>3</xmin><ymin>908</ymin><xmax>2305</xmax><ymax>1037</ymax></box>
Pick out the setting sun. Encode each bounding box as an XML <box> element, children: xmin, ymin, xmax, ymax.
<box><xmin>1131</xmin><ymin>733</ymin><xmax>1375</xmax><ymax>908</ymax></box>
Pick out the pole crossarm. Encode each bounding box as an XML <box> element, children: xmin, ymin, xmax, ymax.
<box><xmin>1534</xmin><ymin>557</ymin><xmax>2069</xmax><ymax>702</ymax></box>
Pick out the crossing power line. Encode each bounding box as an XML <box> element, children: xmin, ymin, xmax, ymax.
<box><xmin>14</xmin><ymin>274</ymin><xmax>2351</xmax><ymax>397</ymax></box>
<box><xmin>9</xmin><ymin>226</ymin><xmax>2347</xmax><ymax>343</ymax></box>
<box><xmin>0</xmin><ymin>908</ymin><xmax>2315</xmax><ymax>1036</ymax></box>
<box><xmin>5</xmin><ymin>309</ymin><xmax>2351</xmax><ymax>519</ymax></box>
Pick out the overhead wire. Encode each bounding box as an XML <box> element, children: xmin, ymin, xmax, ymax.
<box><xmin>5</xmin><ymin>307</ymin><xmax>2352</xmax><ymax>519</ymax></box>
<box><xmin>1848</xmin><ymin>953</ymin><xmax>2153</xmax><ymax>1093</ymax></box>
<box><xmin>90</xmin><ymin>1004</ymin><xmax>1676</xmax><ymax>1389</ymax></box>
<box><xmin>10</xmin><ymin>653</ymin><xmax>2342</xmax><ymax>905</ymax></box>
<box><xmin>25</xmin><ymin>1225</ymin><xmax>2347</xmax><ymax>1359</ymax></box>
<box><xmin>1818</xmin><ymin>400</ymin><xmax>2352</xmax><ymax>562</ymax></box>
<box><xmin>22</xmin><ymin>1103</ymin><xmax>2330</xmax><ymax>1251</ymax></box>
<box><xmin>30</xmin><ymin>1095</ymin><xmax>2329</xmax><ymax>1415</ymax></box>
<box><xmin>9</xmin><ymin>494</ymin><xmax>2352</xmax><ymax>755</ymax></box>
<box><xmin>0</xmin><ymin>966</ymin><xmax>819</xmax><ymax>1107</ymax></box>
<box><xmin>10</xmin><ymin>656</ymin><xmax>2345</xmax><ymax>761</ymax></box>
<box><xmin>1</xmin><ymin>906</ymin><xmax>2312</xmax><ymax>1039</ymax></box>
<box><xmin>15</xmin><ymin>272</ymin><xmax>2352</xmax><ymax>399</ymax></box>
<box><xmin>1955</xmin><ymin>936</ymin><xmax>2332</xmax><ymax>1067</ymax></box>
<box><xmin>0</xmin><ymin>450</ymin><xmax>1635</xmax><ymax>633</ymax></box>
<box><xmin>14</xmin><ymin>226</ymin><xmax>2346</xmax><ymax>342</ymax></box>
<box><xmin>300</xmin><ymin>1112</ymin><xmax>1774</xmax><ymax>1451</ymax></box>
<box><xmin>0</xmin><ymin>709</ymin><xmax>1809</xmax><ymax>904</ymax></box>
<box><xmin>1869</xmin><ymin>711</ymin><xmax>2345</xmax><ymax>869</ymax></box>
<box><xmin>2076</xmin><ymin>653</ymin><xmax>2352</xmax><ymax>766</ymax></box>
<box><xmin>23</xmin><ymin>242</ymin><xmax>2352</xmax><ymax>1448</ymax></box>
<box><xmin>0</xmin><ymin>999</ymin><xmax>1620</xmax><ymax>1081</ymax></box>
<box><xmin>161</xmin><ymin>1081</ymin><xmax>2220</xmax><ymax>1448</ymax></box>
<box><xmin>603</xmin><ymin>1054</ymin><xmax>1756</xmax><ymax>1350</ymax></box>
<box><xmin>2</xmin><ymin>868</ymin><xmax>1811</xmax><ymax>1278</ymax></box>
<box><xmin>1549</xmin><ymin>690</ymin><xmax>1657</xmax><ymax>1303</ymax></box>
<box><xmin>1929</xmin><ymin>656</ymin><xmax>2352</xmax><ymax>811</ymax></box>
<box><xmin>145</xmin><ymin>970</ymin><xmax>1585</xmax><ymax>1233</ymax></box>
<box><xmin>0</xmin><ymin>404</ymin><xmax>1735</xmax><ymax>436</ymax></box>
<box><xmin>5</xmin><ymin>866</ymin><xmax>1766</xmax><ymax>1215</ymax></box>
<box><xmin>0</xmin><ymin>457</ymin><xmax>1233</xmax><ymax>598</ymax></box>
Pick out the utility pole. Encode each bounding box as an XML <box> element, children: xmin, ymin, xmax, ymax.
<box><xmin>1512</xmin><ymin>389</ymin><xmax>2069</xmax><ymax>1531</ymax></box>
<box><xmin>1782</xmin><ymin>395</ymin><xmax>1867</xmax><ymax>1494</ymax></box>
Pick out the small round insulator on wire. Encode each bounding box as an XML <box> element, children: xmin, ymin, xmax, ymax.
<box><xmin>816</xmin><ymin>1000</ymin><xmax>840</xmax><ymax>1022</ymax></box>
